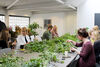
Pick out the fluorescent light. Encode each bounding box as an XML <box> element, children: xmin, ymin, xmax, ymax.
<box><xmin>56</xmin><ymin>0</ymin><xmax>65</xmax><ymax>4</ymax></box>
<box><xmin>66</xmin><ymin>4</ymin><xmax>76</xmax><ymax>10</ymax></box>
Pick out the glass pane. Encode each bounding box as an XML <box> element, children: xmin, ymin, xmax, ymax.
<box><xmin>9</xmin><ymin>16</ymin><xmax>29</xmax><ymax>31</ymax></box>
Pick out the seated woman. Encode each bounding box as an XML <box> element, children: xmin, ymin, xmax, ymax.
<box><xmin>16</xmin><ymin>27</ymin><xmax>30</xmax><ymax>49</ymax></box>
<box><xmin>0</xmin><ymin>29</ymin><xmax>9</xmax><ymax>49</ymax></box>
<box><xmin>67</xmin><ymin>28</ymin><xmax>96</xmax><ymax>67</ymax></box>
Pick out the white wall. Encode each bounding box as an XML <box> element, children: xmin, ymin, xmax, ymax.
<box><xmin>64</xmin><ymin>12</ymin><xmax>77</xmax><ymax>34</ymax></box>
<box><xmin>30</xmin><ymin>12</ymin><xmax>77</xmax><ymax>36</ymax></box>
<box><xmin>77</xmin><ymin>0</ymin><xmax>100</xmax><ymax>29</ymax></box>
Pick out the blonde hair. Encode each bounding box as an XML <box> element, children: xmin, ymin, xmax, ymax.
<box><xmin>92</xmin><ymin>31</ymin><xmax>100</xmax><ymax>41</ymax></box>
<box><xmin>89</xmin><ymin>29</ymin><xmax>93</xmax><ymax>37</ymax></box>
<box><xmin>93</xmin><ymin>25</ymin><xmax>99</xmax><ymax>31</ymax></box>
<box><xmin>21</xmin><ymin>27</ymin><xmax>27</xmax><ymax>32</ymax></box>
<box><xmin>92</xmin><ymin>25</ymin><xmax>100</xmax><ymax>40</ymax></box>
<box><xmin>53</xmin><ymin>25</ymin><xmax>57</xmax><ymax>33</ymax></box>
<box><xmin>15</xmin><ymin>26</ymin><xmax>21</xmax><ymax>34</ymax></box>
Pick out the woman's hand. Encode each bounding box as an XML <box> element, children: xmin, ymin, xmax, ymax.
<box><xmin>66</xmin><ymin>40</ymin><xmax>73</xmax><ymax>43</ymax></box>
<box><xmin>71</xmin><ymin>47</ymin><xmax>76</xmax><ymax>52</ymax></box>
<box><xmin>24</xmin><ymin>42</ymin><xmax>30</xmax><ymax>45</ymax></box>
<box><xmin>71</xmin><ymin>47</ymin><xmax>80</xmax><ymax>54</ymax></box>
<box><xmin>66</xmin><ymin>40</ymin><xmax>76</xmax><ymax>45</ymax></box>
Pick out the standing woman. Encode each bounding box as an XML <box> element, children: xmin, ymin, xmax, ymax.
<box><xmin>16</xmin><ymin>27</ymin><xmax>30</xmax><ymax>49</ymax></box>
<box><xmin>51</xmin><ymin>25</ymin><xmax>58</xmax><ymax>38</ymax></box>
<box><xmin>67</xmin><ymin>28</ymin><xmax>96</xmax><ymax>67</ymax></box>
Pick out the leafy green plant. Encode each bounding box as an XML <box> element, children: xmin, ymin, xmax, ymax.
<box><xmin>28</xmin><ymin>22</ymin><xmax>40</xmax><ymax>37</ymax></box>
<box><xmin>0</xmin><ymin>33</ymin><xmax>80</xmax><ymax>67</ymax></box>
<box><xmin>25</xmin><ymin>33</ymin><xmax>79</xmax><ymax>53</ymax></box>
<box><xmin>0</xmin><ymin>54</ymin><xmax>24</xmax><ymax>67</ymax></box>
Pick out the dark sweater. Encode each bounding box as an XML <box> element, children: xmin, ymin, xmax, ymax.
<box><xmin>0</xmin><ymin>40</ymin><xmax>8</xmax><ymax>49</ymax></box>
<box><xmin>76</xmin><ymin>41</ymin><xmax>96</xmax><ymax>67</ymax></box>
<box><xmin>94</xmin><ymin>40</ymin><xmax>100</xmax><ymax>64</ymax></box>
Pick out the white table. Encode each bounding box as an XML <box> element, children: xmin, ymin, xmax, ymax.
<box><xmin>0</xmin><ymin>48</ymin><xmax>81</xmax><ymax>67</ymax></box>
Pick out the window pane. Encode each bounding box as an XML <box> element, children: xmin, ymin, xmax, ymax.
<box><xmin>0</xmin><ymin>15</ymin><xmax>5</xmax><ymax>22</ymax></box>
<box><xmin>9</xmin><ymin>16</ymin><xmax>30</xmax><ymax>31</ymax></box>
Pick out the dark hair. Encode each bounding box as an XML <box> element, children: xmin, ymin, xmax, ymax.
<box><xmin>0</xmin><ymin>21</ymin><xmax>7</xmax><ymax>32</ymax></box>
<box><xmin>1</xmin><ymin>29</ymin><xmax>9</xmax><ymax>42</ymax></box>
<box><xmin>48</xmin><ymin>25</ymin><xmax>53</xmax><ymax>29</ymax></box>
<box><xmin>78</xmin><ymin>28</ymin><xmax>89</xmax><ymax>38</ymax></box>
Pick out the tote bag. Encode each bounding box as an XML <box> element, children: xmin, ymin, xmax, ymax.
<box><xmin>67</xmin><ymin>54</ymin><xmax>79</xmax><ymax>67</ymax></box>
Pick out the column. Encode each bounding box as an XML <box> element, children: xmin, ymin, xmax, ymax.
<box><xmin>5</xmin><ymin>10</ymin><xmax>9</xmax><ymax>27</ymax></box>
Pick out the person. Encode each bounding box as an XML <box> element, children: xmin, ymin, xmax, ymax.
<box><xmin>16</xmin><ymin>27</ymin><xmax>30</xmax><ymax>50</ymax></box>
<box><xmin>42</xmin><ymin>25</ymin><xmax>53</xmax><ymax>40</ymax></box>
<box><xmin>94</xmin><ymin>40</ymin><xmax>100</xmax><ymax>65</ymax></box>
<box><xmin>27</xmin><ymin>28</ymin><xmax>34</xmax><ymax>42</ymax></box>
<box><xmin>15</xmin><ymin>26</ymin><xmax>21</xmax><ymax>38</ymax></box>
<box><xmin>0</xmin><ymin>21</ymin><xmax>6</xmax><ymax>32</ymax></box>
<box><xmin>93</xmin><ymin>29</ymin><xmax>100</xmax><ymax>65</ymax></box>
<box><xmin>90</xmin><ymin>31</ymin><xmax>98</xmax><ymax>45</ymax></box>
<box><xmin>51</xmin><ymin>25</ymin><xmax>58</xmax><ymax>38</ymax></box>
<box><xmin>0</xmin><ymin>29</ymin><xmax>9</xmax><ymax>49</ymax></box>
<box><xmin>93</xmin><ymin>25</ymin><xmax>99</xmax><ymax>33</ymax></box>
<box><xmin>67</xmin><ymin>28</ymin><xmax>96</xmax><ymax>67</ymax></box>
<box><xmin>89</xmin><ymin>26</ymin><xmax>100</xmax><ymax>45</ymax></box>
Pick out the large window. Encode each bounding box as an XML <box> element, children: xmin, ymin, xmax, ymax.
<box><xmin>9</xmin><ymin>15</ymin><xmax>30</xmax><ymax>31</ymax></box>
<box><xmin>0</xmin><ymin>15</ymin><xmax>5</xmax><ymax>22</ymax></box>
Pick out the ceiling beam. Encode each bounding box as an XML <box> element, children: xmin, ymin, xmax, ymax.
<box><xmin>9</xmin><ymin>1</ymin><xmax>61</xmax><ymax>10</ymax></box>
<box><xmin>7</xmin><ymin>0</ymin><xmax>20</xmax><ymax>9</ymax></box>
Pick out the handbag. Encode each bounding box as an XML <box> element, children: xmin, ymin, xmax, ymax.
<box><xmin>67</xmin><ymin>54</ymin><xmax>79</xmax><ymax>67</ymax></box>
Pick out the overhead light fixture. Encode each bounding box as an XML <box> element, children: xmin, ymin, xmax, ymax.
<box><xmin>65</xmin><ymin>4</ymin><xmax>76</xmax><ymax>10</ymax></box>
<box><xmin>56</xmin><ymin>0</ymin><xmax>65</xmax><ymax>4</ymax></box>
<box><xmin>56</xmin><ymin>0</ymin><xmax>76</xmax><ymax>10</ymax></box>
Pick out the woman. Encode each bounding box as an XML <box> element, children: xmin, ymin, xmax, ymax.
<box><xmin>0</xmin><ymin>29</ymin><xmax>9</xmax><ymax>49</ymax></box>
<box><xmin>89</xmin><ymin>26</ymin><xmax>100</xmax><ymax>44</ymax></box>
<box><xmin>15</xmin><ymin>26</ymin><xmax>21</xmax><ymax>38</ymax></box>
<box><xmin>67</xmin><ymin>28</ymin><xmax>96</xmax><ymax>67</ymax></box>
<box><xmin>51</xmin><ymin>25</ymin><xmax>58</xmax><ymax>38</ymax></box>
<box><xmin>27</xmin><ymin>28</ymin><xmax>34</xmax><ymax>42</ymax></box>
<box><xmin>16</xmin><ymin>27</ymin><xmax>30</xmax><ymax>49</ymax></box>
<box><xmin>93</xmin><ymin>29</ymin><xmax>100</xmax><ymax>65</ymax></box>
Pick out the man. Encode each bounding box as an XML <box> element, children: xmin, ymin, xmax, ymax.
<box><xmin>42</xmin><ymin>25</ymin><xmax>53</xmax><ymax>40</ymax></box>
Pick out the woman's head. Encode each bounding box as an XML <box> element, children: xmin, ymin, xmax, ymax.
<box><xmin>21</xmin><ymin>27</ymin><xmax>27</xmax><ymax>36</ymax></box>
<box><xmin>91</xmin><ymin>31</ymin><xmax>99</xmax><ymax>41</ymax></box>
<box><xmin>48</xmin><ymin>25</ymin><xmax>53</xmax><ymax>31</ymax></box>
<box><xmin>53</xmin><ymin>25</ymin><xmax>57</xmax><ymax>32</ymax></box>
<box><xmin>77</xmin><ymin>28</ymin><xmax>89</xmax><ymax>40</ymax></box>
<box><xmin>15</xmin><ymin>26</ymin><xmax>21</xmax><ymax>34</ymax></box>
<box><xmin>93</xmin><ymin>25</ymin><xmax>99</xmax><ymax>31</ymax></box>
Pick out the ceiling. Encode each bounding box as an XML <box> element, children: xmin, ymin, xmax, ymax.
<box><xmin>0</xmin><ymin>0</ymin><xmax>86</xmax><ymax>14</ymax></box>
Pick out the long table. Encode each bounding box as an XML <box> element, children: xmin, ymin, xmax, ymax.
<box><xmin>0</xmin><ymin>48</ymin><xmax>81</xmax><ymax>67</ymax></box>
